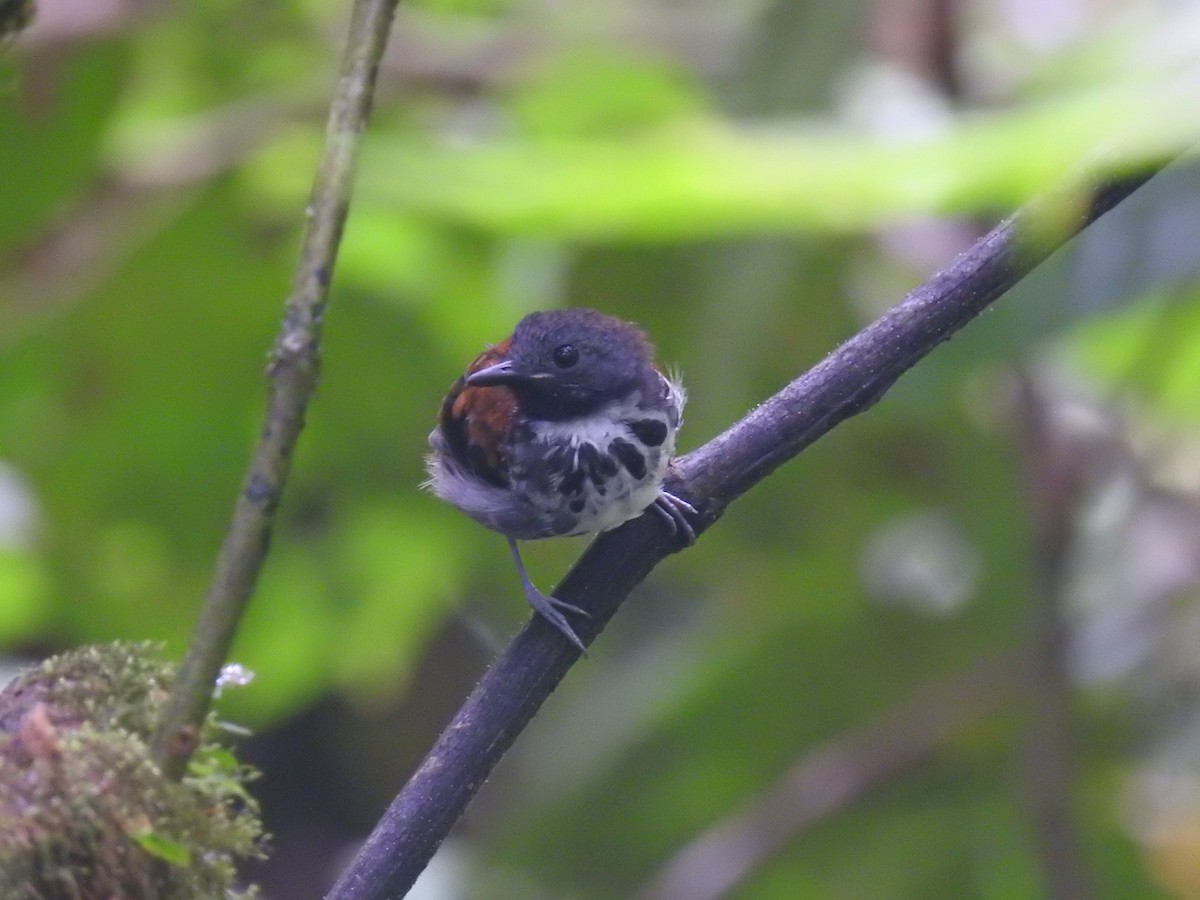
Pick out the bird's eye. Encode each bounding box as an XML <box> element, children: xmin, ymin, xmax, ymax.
<box><xmin>552</xmin><ymin>344</ymin><xmax>579</xmax><ymax>369</ymax></box>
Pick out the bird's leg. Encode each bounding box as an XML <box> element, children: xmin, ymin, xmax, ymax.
<box><xmin>649</xmin><ymin>490</ymin><xmax>698</xmax><ymax>548</ymax></box>
<box><xmin>507</xmin><ymin>537</ymin><xmax>588</xmax><ymax>652</ymax></box>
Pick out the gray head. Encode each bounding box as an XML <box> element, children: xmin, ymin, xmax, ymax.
<box><xmin>467</xmin><ymin>308</ymin><xmax>658</xmax><ymax>419</ymax></box>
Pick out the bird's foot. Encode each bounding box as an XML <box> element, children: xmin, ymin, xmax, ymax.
<box><xmin>649</xmin><ymin>490</ymin><xmax>699</xmax><ymax>549</ymax></box>
<box><xmin>523</xmin><ymin>585</ymin><xmax>589</xmax><ymax>653</ymax></box>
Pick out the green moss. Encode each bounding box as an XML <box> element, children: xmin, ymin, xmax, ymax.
<box><xmin>0</xmin><ymin>643</ymin><xmax>265</xmax><ymax>899</ymax></box>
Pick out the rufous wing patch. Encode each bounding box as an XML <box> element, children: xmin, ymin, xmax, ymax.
<box><xmin>438</xmin><ymin>339</ymin><xmax>517</xmax><ymax>487</ymax></box>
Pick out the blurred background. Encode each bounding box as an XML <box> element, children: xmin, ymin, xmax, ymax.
<box><xmin>4</xmin><ymin>0</ymin><xmax>1200</xmax><ymax>897</ymax></box>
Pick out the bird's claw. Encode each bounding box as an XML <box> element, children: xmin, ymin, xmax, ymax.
<box><xmin>524</xmin><ymin>586</ymin><xmax>589</xmax><ymax>653</ymax></box>
<box><xmin>650</xmin><ymin>490</ymin><xmax>699</xmax><ymax>548</ymax></box>
<box><xmin>507</xmin><ymin>536</ymin><xmax>589</xmax><ymax>652</ymax></box>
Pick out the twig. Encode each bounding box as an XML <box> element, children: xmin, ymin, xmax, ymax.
<box><xmin>326</xmin><ymin>162</ymin><xmax>1171</xmax><ymax>900</ymax></box>
<box><xmin>1012</xmin><ymin>374</ymin><xmax>1102</xmax><ymax>899</ymax></box>
<box><xmin>633</xmin><ymin>652</ymin><xmax>1022</xmax><ymax>900</ymax></box>
<box><xmin>151</xmin><ymin>0</ymin><xmax>400</xmax><ymax>779</ymax></box>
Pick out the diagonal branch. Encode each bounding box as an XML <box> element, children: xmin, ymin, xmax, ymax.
<box><xmin>151</xmin><ymin>0</ymin><xmax>401</xmax><ymax>779</ymax></box>
<box><xmin>326</xmin><ymin>161</ymin><xmax>1174</xmax><ymax>900</ymax></box>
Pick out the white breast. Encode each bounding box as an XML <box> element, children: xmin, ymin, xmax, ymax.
<box><xmin>524</xmin><ymin>385</ymin><xmax>681</xmax><ymax>536</ymax></box>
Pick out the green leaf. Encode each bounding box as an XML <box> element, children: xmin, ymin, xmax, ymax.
<box><xmin>131</xmin><ymin>830</ymin><xmax>193</xmax><ymax>867</ymax></box>
<box><xmin>355</xmin><ymin>82</ymin><xmax>1196</xmax><ymax>240</ymax></box>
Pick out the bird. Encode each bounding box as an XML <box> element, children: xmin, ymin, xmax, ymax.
<box><xmin>424</xmin><ymin>308</ymin><xmax>696</xmax><ymax>651</ymax></box>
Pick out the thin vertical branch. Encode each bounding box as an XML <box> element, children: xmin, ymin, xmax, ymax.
<box><xmin>151</xmin><ymin>0</ymin><xmax>401</xmax><ymax>779</ymax></box>
<box><xmin>1013</xmin><ymin>373</ymin><xmax>1101</xmax><ymax>900</ymax></box>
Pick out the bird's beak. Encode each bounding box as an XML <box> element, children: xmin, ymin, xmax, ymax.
<box><xmin>467</xmin><ymin>359</ymin><xmax>527</xmax><ymax>387</ymax></box>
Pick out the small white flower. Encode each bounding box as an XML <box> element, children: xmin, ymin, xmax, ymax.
<box><xmin>213</xmin><ymin>663</ymin><xmax>255</xmax><ymax>698</ymax></box>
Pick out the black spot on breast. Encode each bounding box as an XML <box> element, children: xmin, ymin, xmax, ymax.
<box><xmin>558</xmin><ymin>467</ymin><xmax>586</xmax><ymax>496</ymax></box>
<box><xmin>577</xmin><ymin>444</ymin><xmax>600</xmax><ymax>480</ymax></box>
<box><xmin>577</xmin><ymin>443</ymin><xmax>612</xmax><ymax>488</ymax></box>
<box><xmin>545</xmin><ymin>444</ymin><xmax>570</xmax><ymax>469</ymax></box>
<box><xmin>609</xmin><ymin>438</ymin><xmax>647</xmax><ymax>480</ymax></box>
<box><xmin>542</xmin><ymin>443</ymin><xmax>586</xmax><ymax>496</ymax></box>
<box><xmin>569</xmin><ymin>498</ymin><xmax>586</xmax><ymax>514</ymax></box>
<box><xmin>628</xmin><ymin>419</ymin><xmax>668</xmax><ymax>447</ymax></box>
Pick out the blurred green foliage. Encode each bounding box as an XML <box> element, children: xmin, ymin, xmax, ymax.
<box><xmin>2</xmin><ymin>0</ymin><xmax>1200</xmax><ymax>897</ymax></box>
